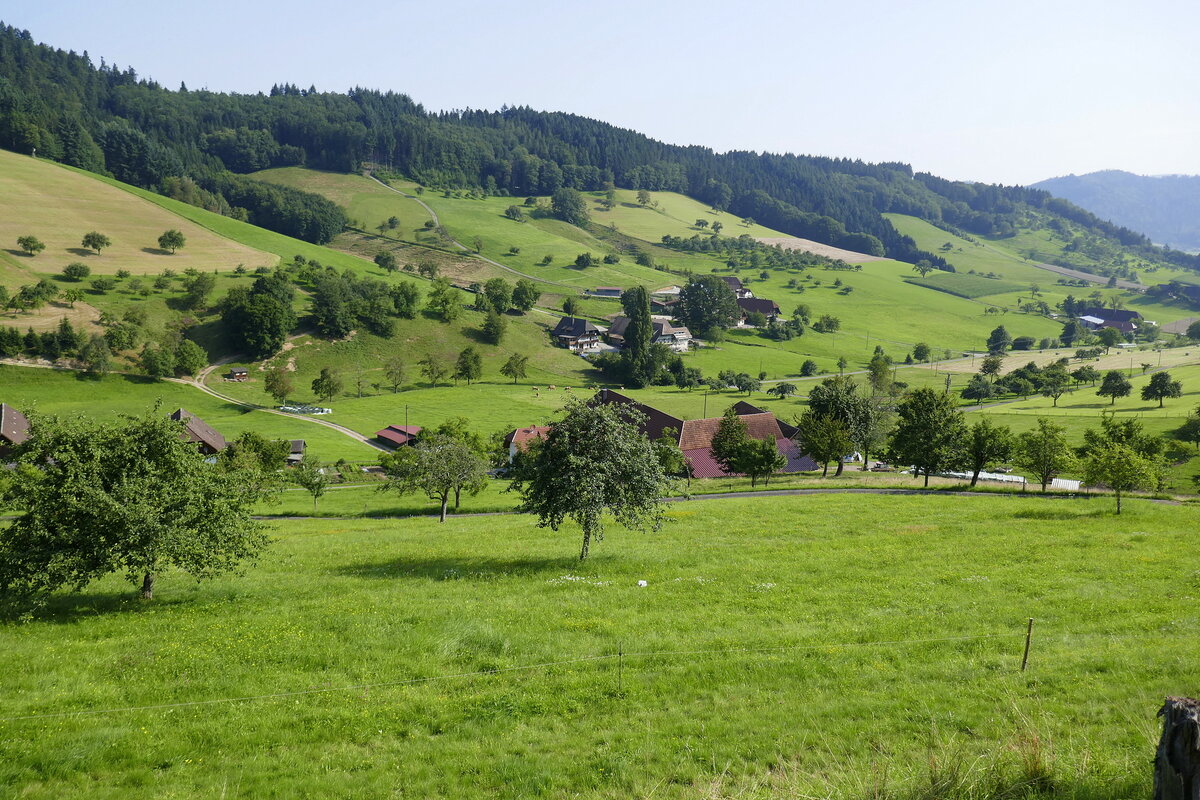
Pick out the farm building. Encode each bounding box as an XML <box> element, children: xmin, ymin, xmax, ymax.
<box><xmin>503</xmin><ymin>390</ymin><xmax>816</xmax><ymax>476</ymax></box>
<box><xmin>1078</xmin><ymin>308</ymin><xmax>1140</xmax><ymax>334</ymax></box>
<box><xmin>226</xmin><ymin>367</ymin><xmax>249</xmax><ymax>381</ymax></box>
<box><xmin>288</xmin><ymin>440</ymin><xmax>306</xmax><ymax>464</ymax></box>
<box><xmin>722</xmin><ymin>276</ymin><xmax>754</xmax><ymax>299</ymax></box>
<box><xmin>588</xmin><ymin>287</ymin><xmax>623</xmax><ymax>298</ymax></box>
<box><xmin>737</xmin><ymin>297</ymin><xmax>782</xmax><ymax>323</ymax></box>
<box><xmin>169</xmin><ymin>408</ymin><xmax>227</xmax><ymax>455</ymax></box>
<box><xmin>605</xmin><ymin>316</ymin><xmax>693</xmax><ymax>351</ymax></box>
<box><xmin>0</xmin><ymin>403</ymin><xmax>31</xmax><ymax>457</ymax></box>
<box><xmin>551</xmin><ymin>317</ymin><xmax>602</xmax><ymax>352</ymax></box>
<box><xmin>502</xmin><ymin>425</ymin><xmax>551</xmax><ymax>462</ymax></box>
<box><xmin>375</xmin><ymin>425</ymin><xmax>421</xmax><ymax>448</ymax></box>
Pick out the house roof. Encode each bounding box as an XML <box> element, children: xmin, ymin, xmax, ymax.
<box><xmin>229</xmin><ymin>367</ymin><xmax>248</xmax><ymax>374</ymax></box>
<box><xmin>289</xmin><ymin>439</ymin><xmax>306</xmax><ymax>454</ymax></box>
<box><xmin>170</xmin><ymin>408</ymin><xmax>227</xmax><ymax>453</ymax></box>
<box><xmin>722</xmin><ymin>276</ymin><xmax>744</xmax><ymax>290</ymax></box>
<box><xmin>504</xmin><ymin>425</ymin><xmax>551</xmax><ymax>450</ymax></box>
<box><xmin>678</xmin><ymin>412</ymin><xmax>786</xmax><ymax>451</ymax></box>
<box><xmin>737</xmin><ymin>297</ymin><xmax>781</xmax><ymax>316</ymax></box>
<box><xmin>730</xmin><ymin>401</ymin><xmax>798</xmax><ymax>437</ymax></box>
<box><xmin>376</xmin><ymin>425</ymin><xmax>422</xmax><ymax>446</ymax></box>
<box><xmin>1103</xmin><ymin>320</ymin><xmax>1137</xmax><ymax>333</ymax></box>
<box><xmin>608</xmin><ymin>317</ymin><xmax>691</xmax><ymax>341</ymax></box>
<box><xmin>590</xmin><ymin>389</ymin><xmax>684</xmax><ymax>442</ymax></box>
<box><xmin>0</xmin><ymin>403</ymin><xmax>30</xmax><ymax>446</ymax></box>
<box><xmin>1079</xmin><ymin>307</ymin><xmax>1141</xmax><ymax>322</ymax></box>
<box><xmin>684</xmin><ymin>439</ymin><xmax>818</xmax><ymax>478</ymax></box>
<box><xmin>593</xmin><ymin>286</ymin><xmax>623</xmax><ymax>293</ymax></box>
<box><xmin>552</xmin><ymin>317</ymin><xmax>600</xmax><ymax>339</ymax></box>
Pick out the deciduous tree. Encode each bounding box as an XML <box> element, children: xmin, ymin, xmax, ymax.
<box><xmin>888</xmin><ymin>387</ymin><xmax>966</xmax><ymax>487</ymax></box>
<box><xmin>311</xmin><ymin>367</ymin><xmax>342</xmax><ymax>402</ymax></box>
<box><xmin>1142</xmin><ymin>371</ymin><xmax>1182</xmax><ymax>408</ymax></box>
<box><xmin>16</xmin><ymin>235</ymin><xmax>44</xmax><ymax>256</ymax></box>
<box><xmin>380</xmin><ymin>434</ymin><xmax>489</xmax><ymax>522</ymax></box>
<box><xmin>1015</xmin><ymin>418</ymin><xmax>1075</xmax><ymax>492</ymax></box>
<box><xmin>1097</xmin><ymin>370</ymin><xmax>1132</xmax><ymax>404</ymax></box>
<box><xmin>1084</xmin><ymin>443</ymin><xmax>1155</xmax><ymax>513</ymax></box>
<box><xmin>963</xmin><ymin>417</ymin><xmax>1013</xmax><ymax>487</ymax></box>
<box><xmin>454</xmin><ymin>346</ymin><xmax>482</xmax><ymax>385</ymax></box>
<box><xmin>81</xmin><ymin>231</ymin><xmax>111</xmax><ymax>254</ymax></box>
<box><xmin>157</xmin><ymin>229</ymin><xmax>186</xmax><ymax>253</ymax></box>
<box><xmin>500</xmin><ymin>352</ymin><xmax>529</xmax><ymax>384</ymax></box>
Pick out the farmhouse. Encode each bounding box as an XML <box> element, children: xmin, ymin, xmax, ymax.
<box><xmin>722</xmin><ymin>275</ymin><xmax>754</xmax><ymax>299</ymax></box>
<box><xmin>375</xmin><ymin>425</ymin><xmax>421</xmax><ymax>448</ymax></box>
<box><xmin>169</xmin><ymin>408</ymin><xmax>227</xmax><ymax>455</ymax></box>
<box><xmin>551</xmin><ymin>317</ymin><xmax>602</xmax><ymax>352</ymax></box>
<box><xmin>605</xmin><ymin>316</ymin><xmax>693</xmax><ymax>351</ymax></box>
<box><xmin>288</xmin><ymin>440</ymin><xmax>306</xmax><ymax>464</ymax></box>
<box><xmin>502</xmin><ymin>425</ymin><xmax>551</xmax><ymax>461</ymax></box>
<box><xmin>1078</xmin><ymin>308</ymin><xmax>1141</xmax><ymax>334</ymax></box>
<box><xmin>737</xmin><ymin>297</ymin><xmax>782</xmax><ymax>324</ymax></box>
<box><xmin>507</xmin><ymin>390</ymin><xmax>818</xmax><ymax>476</ymax></box>
<box><xmin>0</xmin><ymin>403</ymin><xmax>31</xmax><ymax>457</ymax></box>
<box><xmin>226</xmin><ymin>367</ymin><xmax>249</xmax><ymax>381</ymax></box>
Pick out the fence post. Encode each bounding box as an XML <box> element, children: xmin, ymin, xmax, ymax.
<box><xmin>618</xmin><ymin>641</ymin><xmax>623</xmax><ymax>696</ymax></box>
<box><xmin>1020</xmin><ymin>618</ymin><xmax>1034</xmax><ymax>672</ymax></box>
<box><xmin>1154</xmin><ymin>697</ymin><xmax>1200</xmax><ymax>800</ymax></box>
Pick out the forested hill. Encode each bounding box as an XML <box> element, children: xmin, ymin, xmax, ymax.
<box><xmin>1033</xmin><ymin>170</ymin><xmax>1200</xmax><ymax>253</ymax></box>
<box><xmin>0</xmin><ymin>22</ymin><xmax>1192</xmax><ymax>273</ymax></box>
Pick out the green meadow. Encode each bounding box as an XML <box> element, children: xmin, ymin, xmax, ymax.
<box><xmin>1</xmin><ymin>493</ymin><xmax>1194</xmax><ymax>798</ymax></box>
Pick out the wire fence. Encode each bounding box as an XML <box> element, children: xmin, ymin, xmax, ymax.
<box><xmin>0</xmin><ymin>630</ymin><xmax>1031</xmax><ymax>724</ymax></box>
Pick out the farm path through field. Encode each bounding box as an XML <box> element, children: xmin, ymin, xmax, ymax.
<box><xmin>364</xmin><ymin>173</ymin><xmax>578</xmax><ymax>291</ymax></box>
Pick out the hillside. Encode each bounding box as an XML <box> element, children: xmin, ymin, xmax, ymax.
<box><xmin>1034</xmin><ymin>170</ymin><xmax>1200</xmax><ymax>252</ymax></box>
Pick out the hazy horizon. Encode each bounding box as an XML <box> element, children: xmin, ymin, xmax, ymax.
<box><xmin>8</xmin><ymin>0</ymin><xmax>1200</xmax><ymax>187</ymax></box>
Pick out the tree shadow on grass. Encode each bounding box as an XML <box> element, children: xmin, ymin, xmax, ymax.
<box><xmin>141</xmin><ymin>247</ymin><xmax>172</xmax><ymax>256</ymax></box>
<box><xmin>335</xmin><ymin>553</ymin><xmax>590</xmax><ymax>582</ymax></box>
<box><xmin>0</xmin><ymin>589</ymin><xmax>191</xmax><ymax>625</ymax></box>
<box><xmin>65</xmin><ymin>248</ymin><xmax>95</xmax><ymax>257</ymax></box>
<box><xmin>1011</xmin><ymin>506</ymin><xmax>1109</xmax><ymax>521</ymax></box>
<box><xmin>3</xmin><ymin>248</ymin><xmax>34</xmax><ymax>259</ymax></box>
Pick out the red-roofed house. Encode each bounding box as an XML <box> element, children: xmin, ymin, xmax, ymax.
<box><xmin>375</xmin><ymin>425</ymin><xmax>422</xmax><ymax>448</ymax></box>
<box><xmin>503</xmin><ymin>425</ymin><xmax>551</xmax><ymax>462</ymax></box>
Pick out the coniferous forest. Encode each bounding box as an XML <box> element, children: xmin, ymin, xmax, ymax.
<box><xmin>0</xmin><ymin>21</ymin><xmax>1192</xmax><ymax>271</ymax></box>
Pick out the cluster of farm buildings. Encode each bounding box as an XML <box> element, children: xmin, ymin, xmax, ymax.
<box><xmin>558</xmin><ymin>277</ymin><xmax>781</xmax><ymax>353</ymax></box>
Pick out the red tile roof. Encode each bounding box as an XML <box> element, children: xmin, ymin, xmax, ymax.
<box><xmin>678</xmin><ymin>413</ymin><xmax>783</xmax><ymax>451</ymax></box>
<box><xmin>376</xmin><ymin>425</ymin><xmax>422</xmax><ymax>446</ymax></box>
<box><xmin>504</xmin><ymin>425</ymin><xmax>551</xmax><ymax>451</ymax></box>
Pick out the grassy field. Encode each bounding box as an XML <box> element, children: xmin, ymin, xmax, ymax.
<box><xmin>0</xmin><ymin>150</ymin><xmax>276</xmax><ymax>282</ymax></box>
<box><xmin>905</xmin><ymin>271</ymin><xmax>1026</xmax><ymax>299</ymax></box>
<box><xmin>1</xmin><ymin>493</ymin><xmax>1195</xmax><ymax>798</ymax></box>
<box><xmin>0</xmin><ymin>365</ymin><xmax>375</xmax><ymax>462</ymax></box>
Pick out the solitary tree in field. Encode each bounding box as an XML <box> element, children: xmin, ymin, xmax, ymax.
<box><xmin>1142</xmin><ymin>371</ymin><xmax>1183</xmax><ymax>408</ymax></box>
<box><xmin>264</xmin><ymin>365</ymin><xmax>294</xmax><ymax>404</ymax></box>
<box><xmin>454</xmin><ymin>346</ymin><xmax>483</xmax><ymax>385</ymax></box>
<box><xmin>61</xmin><ymin>262</ymin><xmax>90</xmax><ymax>281</ymax></box>
<box><xmin>383</xmin><ymin>357</ymin><xmax>407</xmax><ymax>393</ymax></box>
<box><xmin>1097</xmin><ymin>370</ymin><xmax>1132</xmax><ymax>404</ymax></box>
<box><xmin>374</xmin><ymin>252</ymin><xmax>398</xmax><ymax>272</ymax></box>
<box><xmin>1015</xmin><ymin>417</ymin><xmax>1075</xmax><ymax>492</ymax></box>
<box><xmin>912</xmin><ymin>260</ymin><xmax>935</xmax><ymax>278</ymax></box>
<box><xmin>293</xmin><ymin>455</ymin><xmax>329</xmax><ymax>513</ymax></box>
<box><xmin>636</xmin><ymin>189</ymin><xmax>652</xmax><ymax>207</ymax></box>
<box><xmin>888</xmin><ymin>387</ymin><xmax>966</xmax><ymax>487</ymax></box>
<box><xmin>380</xmin><ymin>434</ymin><xmax>488</xmax><ymax>522</ymax></box>
<box><xmin>768</xmin><ymin>382</ymin><xmax>798</xmax><ymax>399</ymax></box>
<box><xmin>963</xmin><ymin>417</ymin><xmax>1013</xmax><ymax>487</ymax></box>
<box><xmin>510</xmin><ymin>398</ymin><xmax>672</xmax><ymax>559</ymax></box>
<box><xmin>81</xmin><ymin>231</ymin><xmax>111</xmax><ymax>254</ymax></box>
<box><xmin>0</xmin><ymin>410</ymin><xmax>270</xmax><ymax>603</ymax></box>
<box><xmin>16</xmin><ymin>236</ymin><xmax>44</xmax><ymax>256</ymax></box>
<box><xmin>157</xmin><ymin>229</ymin><xmax>186</xmax><ymax>254</ymax></box>
<box><xmin>311</xmin><ymin>367</ymin><xmax>343</xmax><ymax>402</ymax></box>
<box><xmin>419</xmin><ymin>355</ymin><xmax>449</xmax><ymax>386</ymax></box>
<box><xmin>1039</xmin><ymin>365</ymin><xmax>1071</xmax><ymax>407</ymax></box>
<box><xmin>500</xmin><ymin>352</ymin><xmax>529</xmax><ymax>384</ymax></box>
<box><xmin>1083</xmin><ymin>442</ymin><xmax>1156</xmax><ymax>514</ymax></box>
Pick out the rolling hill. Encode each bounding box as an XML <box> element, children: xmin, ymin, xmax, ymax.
<box><xmin>1033</xmin><ymin>170</ymin><xmax>1200</xmax><ymax>252</ymax></box>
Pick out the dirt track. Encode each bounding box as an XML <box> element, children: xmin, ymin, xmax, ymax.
<box><xmin>754</xmin><ymin>237</ymin><xmax>887</xmax><ymax>264</ymax></box>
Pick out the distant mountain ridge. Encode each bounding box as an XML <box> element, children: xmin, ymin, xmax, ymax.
<box><xmin>1032</xmin><ymin>170</ymin><xmax>1200</xmax><ymax>252</ymax></box>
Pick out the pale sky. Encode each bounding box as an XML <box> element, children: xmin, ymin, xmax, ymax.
<box><xmin>8</xmin><ymin>0</ymin><xmax>1200</xmax><ymax>185</ymax></box>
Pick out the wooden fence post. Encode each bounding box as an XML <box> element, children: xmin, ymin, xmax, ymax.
<box><xmin>1020</xmin><ymin>618</ymin><xmax>1034</xmax><ymax>672</ymax></box>
<box><xmin>1155</xmin><ymin>696</ymin><xmax>1200</xmax><ymax>800</ymax></box>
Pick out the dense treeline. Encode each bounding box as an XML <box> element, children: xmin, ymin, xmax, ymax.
<box><xmin>0</xmin><ymin>22</ymin><xmax>1192</xmax><ymax>268</ymax></box>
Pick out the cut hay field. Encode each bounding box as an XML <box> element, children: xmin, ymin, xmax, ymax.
<box><xmin>1</xmin><ymin>493</ymin><xmax>1195</xmax><ymax>798</ymax></box>
<box><xmin>0</xmin><ymin>150</ymin><xmax>276</xmax><ymax>281</ymax></box>
<box><xmin>905</xmin><ymin>271</ymin><xmax>1026</xmax><ymax>299</ymax></box>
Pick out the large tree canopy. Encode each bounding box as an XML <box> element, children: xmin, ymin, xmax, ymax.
<box><xmin>0</xmin><ymin>409</ymin><xmax>271</xmax><ymax>605</ymax></box>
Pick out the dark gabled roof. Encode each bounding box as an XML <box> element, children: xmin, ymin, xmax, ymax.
<box><xmin>590</xmin><ymin>389</ymin><xmax>685</xmax><ymax>442</ymax></box>
<box><xmin>1079</xmin><ymin>307</ymin><xmax>1141</xmax><ymax>322</ymax></box>
<box><xmin>552</xmin><ymin>317</ymin><xmax>600</xmax><ymax>338</ymax></box>
<box><xmin>169</xmin><ymin>408</ymin><xmax>227</xmax><ymax>453</ymax></box>
<box><xmin>0</xmin><ymin>404</ymin><xmax>31</xmax><ymax>446</ymax></box>
<box><xmin>289</xmin><ymin>440</ymin><xmax>306</xmax><ymax>454</ymax></box>
<box><xmin>722</xmin><ymin>275</ymin><xmax>744</xmax><ymax>290</ymax></box>
<box><xmin>737</xmin><ymin>297</ymin><xmax>781</xmax><ymax>316</ymax></box>
<box><xmin>608</xmin><ymin>317</ymin><xmax>690</xmax><ymax>340</ymax></box>
<box><xmin>229</xmin><ymin>366</ymin><xmax>249</xmax><ymax>374</ymax></box>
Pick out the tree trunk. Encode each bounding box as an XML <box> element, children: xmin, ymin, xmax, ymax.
<box><xmin>822</xmin><ymin>461</ymin><xmax>829</xmax><ymax>477</ymax></box>
<box><xmin>923</xmin><ymin>470</ymin><xmax>930</xmax><ymax>488</ymax></box>
<box><xmin>454</xmin><ymin>486</ymin><xmax>461</xmax><ymax>510</ymax></box>
<box><xmin>970</xmin><ymin>468</ymin><xmax>981</xmax><ymax>487</ymax></box>
<box><xmin>439</xmin><ymin>496</ymin><xmax>448</xmax><ymax>523</ymax></box>
<box><xmin>750</xmin><ymin>474</ymin><xmax>757</xmax><ymax>488</ymax></box>
<box><xmin>860</xmin><ymin>449</ymin><xmax>870</xmax><ymax>471</ymax></box>
<box><xmin>1041</xmin><ymin>479</ymin><xmax>1049</xmax><ymax>492</ymax></box>
<box><xmin>1116</xmin><ymin>490</ymin><xmax>1122</xmax><ymax>514</ymax></box>
<box><xmin>835</xmin><ymin>460</ymin><xmax>844</xmax><ymax>477</ymax></box>
<box><xmin>141</xmin><ymin>572</ymin><xmax>155</xmax><ymax>600</ymax></box>
<box><xmin>1154</xmin><ymin>697</ymin><xmax>1200</xmax><ymax>800</ymax></box>
<box><xmin>579</xmin><ymin>529</ymin><xmax>591</xmax><ymax>560</ymax></box>
<box><xmin>313</xmin><ymin>495</ymin><xmax>318</xmax><ymax>513</ymax></box>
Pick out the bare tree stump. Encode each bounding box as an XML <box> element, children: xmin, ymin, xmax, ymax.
<box><xmin>1155</xmin><ymin>697</ymin><xmax>1200</xmax><ymax>800</ymax></box>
